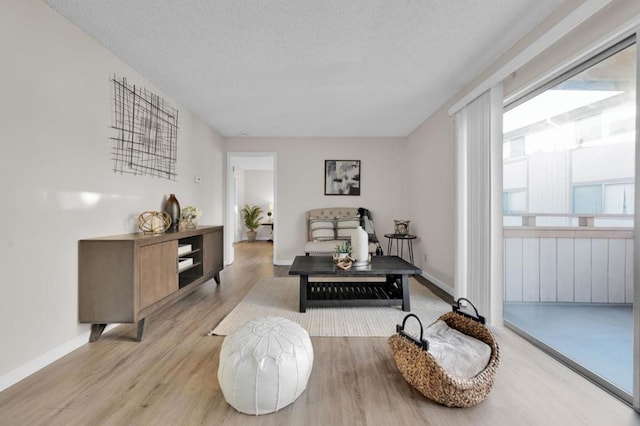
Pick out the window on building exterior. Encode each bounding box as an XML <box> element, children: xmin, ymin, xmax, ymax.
<box><xmin>504</xmin><ymin>137</ymin><xmax>525</xmax><ymax>160</ymax></box>
<box><xmin>604</xmin><ymin>182</ymin><xmax>634</xmax><ymax>213</ymax></box>
<box><xmin>573</xmin><ymin>184</ymin><xmax>603</xmax><ymax>213</ymax></box>
<box><xmin>503</xmin><ymin>190</ymin><xmax>527</xmax><ymax>212</ymax></box>
<box><xmin>609</xmin><ymin>115</ymin><xmax>635</xmax><ymax>136</ymax></box>
<box><xmin>572</xmin><ymin>182</ymin><xmax>635</xmax><ymax>214</ymax></box>
<box><xmin>575</xmin><ymin>114</ymin><xmax>602</xmax><ymax>145</ymax></box>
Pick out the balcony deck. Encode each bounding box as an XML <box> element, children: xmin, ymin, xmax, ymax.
<box><xmin>504</xmin><ymin>302</ymin><xmax>632</xmax><ymax>397</ymax></box>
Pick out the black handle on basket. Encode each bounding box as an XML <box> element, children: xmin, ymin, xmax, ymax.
<box><xmin>396</xmin><ymin>314</ymin><xmax>429</xmax><ymax>351</ymax></box>
<box><xmin>452</xmin><ymin>298</ymin><xmax>486</xmax><ymax>324</ymax></box>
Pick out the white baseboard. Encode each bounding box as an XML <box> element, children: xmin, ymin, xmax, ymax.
<box><xmin>274</xmin><ymin>259</ymin><xmax>293</xmax><ymax>266</ymax></box>
<box><xmin>0</xmin><ymin>324</ymin><xmax>118</xmax><ymax>393</ymax></box>
<box><xmin>420</xmin><ymin>271</ymin><xmax>454</xmax><ymax>296</ymax></box>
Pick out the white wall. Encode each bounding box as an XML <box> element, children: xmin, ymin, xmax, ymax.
<box><xmin>225</xmin><ymin>137</ymin><xmax>407</xmax><ymax>264</ymax></box>
<box><xmin>235</xmin><ymin>167</ymin><xmax>246</xmax><ymax>242</ymax></box>
<box><xmin>405</xmin><ymin>108</ymin><xmax>456</xmax><ymax>291</ymax></box>
<box><xmin>0</xmin><ymin>0</ymin><xmax>225</xmax><ymax>386</ymax></box>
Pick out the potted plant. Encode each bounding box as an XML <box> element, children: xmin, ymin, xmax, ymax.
<box><xmin>241</xmin><ymin>204</ymin><xmax>264</xmax><ymax>242</ymax></box>
<box><xmin>333</xmin><ymin>240</ymin><xmax>353</xmax><ymax>269</ymax></box>
<box><xmin>334</xmin><ymin>240</ymin><xmax>352</xmax><ymax>258</ymax></box>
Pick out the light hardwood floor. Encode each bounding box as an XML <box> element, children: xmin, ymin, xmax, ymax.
<box><xmin>1</xmin><ymin>242</ymin><xmax>638</xmax><ymax>425</ymax></box>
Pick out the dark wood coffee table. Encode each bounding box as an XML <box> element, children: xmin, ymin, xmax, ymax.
<box><xmin>289</xmin><ymin>255</ymin><xmax>422</xmax><ymax>313</ymax></box>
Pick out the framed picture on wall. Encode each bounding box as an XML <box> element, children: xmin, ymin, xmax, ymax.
<box><xmin>324</xmin><ymin>160</ymin><xmax>361</xmax><ymax>196</ymax></box>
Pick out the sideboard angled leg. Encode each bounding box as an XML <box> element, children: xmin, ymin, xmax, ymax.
<box><xmin>136</xmin><ymin>318</ymin><xmax>146</xmax><ymax>342</ymax></box>
<box><xmin>89</xmin><ymin>323</ymin><xmax>107</xmax><ymax>342</ymax></box>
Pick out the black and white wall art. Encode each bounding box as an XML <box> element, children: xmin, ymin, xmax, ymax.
<box><xmin>324</xmin><ymin>160</ymin><xmax>361</xmax><ymax>195</ymax></box>
<box><xmin>111</xmin><ymin>75</ymin><xmax>179</xmax><ymax>180</ymax></box>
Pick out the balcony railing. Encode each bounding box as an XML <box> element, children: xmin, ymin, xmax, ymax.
<box><xmin>503</xmin><ymin>213</ymin><xmax>633</xmax><ymax>304</ymax></box>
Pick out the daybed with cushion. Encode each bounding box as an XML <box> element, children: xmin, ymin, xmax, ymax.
<box><xmin>304</xmin><ymin>207</ymin><xmax>382</xmax><ymax>256</ymax></box>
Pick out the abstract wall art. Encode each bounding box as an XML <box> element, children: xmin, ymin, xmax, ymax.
<box><xmin>324</xmin><ymin>160</ymin><xmax>361</xmax><ymax>195</ymax></box>
<box><xmin>110</xmin><ymin>75</ymin><xmax>179</xmax><ymax>180</ymax></box>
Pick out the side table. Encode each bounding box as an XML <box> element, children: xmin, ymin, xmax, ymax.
<box><xmin>260</xmin><ymin>221</ymin><xmax>274</xmax><ymax>242</ymax></box>
<box><xmin>384</xmin><ymin>234</ymin><xmax>417</xmax><ymax>264</ymax></box>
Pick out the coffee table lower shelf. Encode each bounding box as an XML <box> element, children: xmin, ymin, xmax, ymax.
<box><xmin>306</xmin><ymin>280</ymin><xmax>403</xmax><ymax>308</ymax></box>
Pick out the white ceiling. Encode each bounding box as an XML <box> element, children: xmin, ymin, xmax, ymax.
<box><xmin>45</xmin><ymin>0</ymin><xmax>564</xmax><ymax>138</ymax></box>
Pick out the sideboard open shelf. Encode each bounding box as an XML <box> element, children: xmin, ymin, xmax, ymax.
<box><xmin>79</xmin><ymin>226</ymin><xmax>223</xmax><ymax>342</ymax></box>
<box><xmin>177</xmin><ymin>235</ymin><xmax>204</xmax><ymax>288</ymax></box>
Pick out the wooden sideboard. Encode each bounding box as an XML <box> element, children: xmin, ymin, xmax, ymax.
<box><xmin>78</xmin><ymin>226</ymin><xmax>223</xmax><ymax>342</ymax></box>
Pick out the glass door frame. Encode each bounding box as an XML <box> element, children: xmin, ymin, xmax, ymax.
<box><xmin>501</xmin><ymin>34</ymin><xmax>639</xmax><ymax>409</ymax></box>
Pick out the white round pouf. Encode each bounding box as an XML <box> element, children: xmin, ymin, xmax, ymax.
<box><xmin>217</xmin><ymin>316</ymin><xmax>314</xmax><ymax>415</ymax></box>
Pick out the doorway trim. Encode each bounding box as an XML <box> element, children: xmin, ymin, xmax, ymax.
<box><xmin>225</xmin><ymin>152</ymin><xmax>277</xmax><ymax>265</ymax></box>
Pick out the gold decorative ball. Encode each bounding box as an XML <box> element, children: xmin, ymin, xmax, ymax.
<box><xmin>137</xmin><ymin>211</ymin><xmax>172</xmax><ymax>234</ymax></box>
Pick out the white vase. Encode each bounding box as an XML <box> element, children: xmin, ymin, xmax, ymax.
<box><xmin>352</xmin><ymin>226</ymin><xmax>369</xmax><ymax>267</ymax></box>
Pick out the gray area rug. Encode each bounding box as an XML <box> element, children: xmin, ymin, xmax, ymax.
<box><xmin>210</xmin><ymin>276</ymin><xmax>450</xmax><ymax>337</ymax></box>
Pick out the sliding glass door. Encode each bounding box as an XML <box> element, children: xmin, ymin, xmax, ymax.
<box><xmin>502</xmin><ymin>37</ymin><xmax>636</xmax><ymax>403</ymax></box>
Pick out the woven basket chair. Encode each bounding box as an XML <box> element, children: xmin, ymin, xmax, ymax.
<box><xmin>388</xmin><ymin>298</ymin><xmax>500</xmax><ymax>408</ymax></box>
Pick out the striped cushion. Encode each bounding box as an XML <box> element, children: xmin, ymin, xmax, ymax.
<box><xmin>336</xmin><ymin>216</ymin><xmax>360</xmax><ymax>240</ymax></box>
<box><xmin>310</xmin><ymin>218</ymin><xmax>335</xmax><ymax>241</ymax></box>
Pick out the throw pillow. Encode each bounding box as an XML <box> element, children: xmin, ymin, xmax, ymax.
<box><xmin>310</xmin><ymin>218</ymin><xmax>335</xmax><ymax>241</ymax></box>
<box><xmin>336</xmin><ymin>216</ymin><xmax>360</xmax><ymax>240</ymax></box>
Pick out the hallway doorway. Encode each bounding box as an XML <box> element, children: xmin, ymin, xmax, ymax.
<box><xmin>226</xmin><ymin>153</ymin><xmax>276</xmax><ymax>265</ymax></box>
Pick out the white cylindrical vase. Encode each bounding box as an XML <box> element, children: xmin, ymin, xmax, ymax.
<box><xmin>352</xmin><ymin>226</ymin><xmax>369</xmax><ymax>267</ymax></box>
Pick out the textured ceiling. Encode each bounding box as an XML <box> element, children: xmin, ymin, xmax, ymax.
<box><xmin>45</xmin><ymin>0</ymin><xmax>564</xmax><ymax>137</ymax></box>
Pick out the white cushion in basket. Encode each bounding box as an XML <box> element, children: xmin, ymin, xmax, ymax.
<box><xmin>423</xmin><ymin>320</ymin><xmax>491</xmax><ymax>380</ymax></box>
<box><xmin>217</xmin><ymin>317</ymin><xmax>314</xmax><ymax>415</ymax></box>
